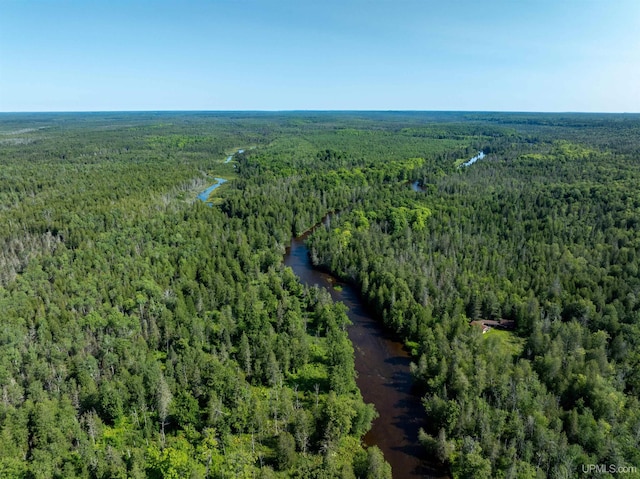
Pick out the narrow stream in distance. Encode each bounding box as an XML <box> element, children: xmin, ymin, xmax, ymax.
<box><xmin>460</xmin><ymin>151</ymin><xmax>485</xmax><ymax>167</ymax></box>
<box><xmin>197</xmin><ymin>178</ymin><xmax>227</xmax><ymax>203</ymax></box>
<box><xmin>224</xmin><ymin>148</ymin><xmax>245</xmax><ymax>163</ymax></box>
<box><xmin>284</xmin><ymin>223</ymin><xmax>448</xmax><ymax>479</ymax></box>
<box><xmin>199</xmin><ymin>149</ymin><xmax>245</xmax><ymax>201</ymax></box>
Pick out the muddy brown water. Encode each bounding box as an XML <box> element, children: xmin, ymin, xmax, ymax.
<box><xmin>284</xmin><ymin>223</ymin><xmax>449</xmax><ymax>479</ymax></box>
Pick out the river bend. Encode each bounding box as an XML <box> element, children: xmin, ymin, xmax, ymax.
<box><xmin>285</xmin><ymin>225</ymin><xmax>448</xmax><ymax>479</ymax></box>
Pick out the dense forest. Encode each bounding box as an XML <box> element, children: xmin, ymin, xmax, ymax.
<box><xmin>1</xmin><ymin>111</ymin><xmax>639</xmax><ymax>478</ymax></box>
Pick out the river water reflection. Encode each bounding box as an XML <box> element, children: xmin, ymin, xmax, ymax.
<box><xmin>285</xmin><ymin>226</ymin><xmax>448</xmax><ymax>479</ymax></box>
<box><xmin>197</xmin><ymin>178</ymin><xmax>227</xmax><ymax>203</ymax></box>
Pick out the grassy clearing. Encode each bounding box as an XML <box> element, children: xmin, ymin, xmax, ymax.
<box><xmin>484</xmin><ymin>328</ymin><xmax>525</xmax><ymax>357</ymax></box>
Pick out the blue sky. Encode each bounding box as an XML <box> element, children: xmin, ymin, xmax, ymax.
<box><xmin>1</xmin><ymin>0</ymin><xmax>638</xmax><ymax>112</ymax></box>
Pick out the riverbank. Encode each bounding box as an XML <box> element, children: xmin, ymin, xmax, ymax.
<box><xmin>285</xmin><ymin>222</ymin><xmax>449</xmax><ymax>479</ymax></box>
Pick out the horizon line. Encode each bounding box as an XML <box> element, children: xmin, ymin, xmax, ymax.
<box><xmin>1</xmin><ymin>109</ymin><xmax>639</xmax><ymax>115</ymax></box>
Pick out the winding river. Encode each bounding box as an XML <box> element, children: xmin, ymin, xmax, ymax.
<box><xmin>198</xmin><ymin>149</ymin><xmax>246</xmax><ymax>202</ymax></box>
<box><xmin>197</xmin><ymin>178</ymin><xmax>227</xmax><ymax>204</ymax></box>
<box><xmin>201</xmin><ymin>151</ymin><xmax>449</xmax><ymax>476</ymax></box>
<box><xmin>224</xmin><ymin>148</ymin><xmax>245</xmax><ymax>163</ymax></box>
<box><xmin>285</xmin><ymin>222</ymin><xmax>448</xmax><ymax>479</ymax></box>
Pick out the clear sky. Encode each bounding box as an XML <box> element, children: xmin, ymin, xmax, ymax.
<box><xmin>1</xmin><ymin>0</ymin><xmax>639</xmax><ymax>112</ymax></box>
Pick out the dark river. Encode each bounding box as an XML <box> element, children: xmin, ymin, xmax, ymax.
<box><xmin>284</xmin><ymin>223</ymin><xmax>448</xmax><ymax>479</ymax></box>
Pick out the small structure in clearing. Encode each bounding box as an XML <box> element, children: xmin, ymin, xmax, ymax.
<box><xmin>470</xmin><ymin>319</ymin><xmax>516</xmax><ymax>334</ymax></box>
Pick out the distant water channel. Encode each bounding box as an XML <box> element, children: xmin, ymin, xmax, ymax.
<box><xmin>284</xmin><ymin>219</ymin><xmax>448</xmax><ymax>479</ymax></box>
<box><xmin>197</xmin><ymin>178</ymin><xmax>227</xmax><ymax>203</ymax></box>
<box><xmin>224</xmin><ymin>148</ymin><xmax>244</xmax><ymax>163</ymax></box>
<box><xmin>412</xmin><ymin>151</ymin><xmax>485</xmax><ymax>192</ymax></box>
<box><xmin>460</xmin><ymin>151</ymin><xmax>485</xmax><ymax>167</ymax></box>
<box><xmin>199</xmin><ymin>149</ymin><xmax>245</xmax><ymax>202</ymax></box>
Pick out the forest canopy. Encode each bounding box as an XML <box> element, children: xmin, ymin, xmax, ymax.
<box><xmin>1</xmin><ymin>111</ymin><xmax>639</xmax><ymax>478</ymax></box>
